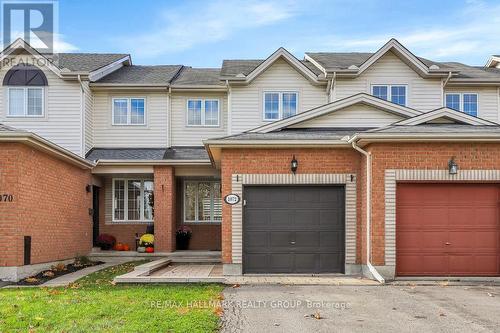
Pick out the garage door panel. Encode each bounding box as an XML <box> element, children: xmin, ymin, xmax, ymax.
<box><xmin>320</xmin><ymin>231</ymin><xmax>344</xmax><ymax>248</ymax></box>
<box><xmin>243</xmin><ymin>186</ymin><xmax>345</xmax><ymax>274</ymax></box>
<box><xmin>397</xmin><ymin>255</ymin><xmax>448</xmax><ymax>276</ymax></box>
<box><xmin>397</xmin><ymin>183</ymin><xmax>500</xmax><ymax>277</ymax></box>
<box><xmin>295</xmin><ymin>210</ymin><xmax>320</xmax><ymax>227</ymax></box>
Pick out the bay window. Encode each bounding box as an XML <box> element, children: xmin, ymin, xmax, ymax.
<box><xmin>113</xmin><ymin>179</ymin><xmax>154</xmax><ymax>222</ymax></box>
<box><xmin>184</xmin><ymin>181</ymin><xmax>222</xmax><ymax>223</ymax></box>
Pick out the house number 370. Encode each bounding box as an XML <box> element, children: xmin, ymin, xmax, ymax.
<box><xmin>0</xmin><ymin>194</ymin><xmax>13</xmax><ymax>202</ymax></box>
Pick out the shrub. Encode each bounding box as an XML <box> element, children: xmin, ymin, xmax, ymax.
<box><xmin>96</xmin><ymin>234</ymin><xmax>116</xmax><ymax>250</ymax></box>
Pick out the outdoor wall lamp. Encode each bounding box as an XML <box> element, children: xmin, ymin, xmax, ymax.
<box><xmin>85</xmin><ymin>184</ymin><xmax>92</xmax><ymax>193</ymax></box>
<box><xmin>448</xmin><ymin>157</ymin><xmax>458</xmax><ymax>175</ymax></box>
<box><xmin>291</xmin><ymin>155</ymin><xmax>298</xmax><ymax>174</ymax></box>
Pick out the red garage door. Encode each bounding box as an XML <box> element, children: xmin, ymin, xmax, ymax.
<box><xmin>396</xmin><ymin>183</ymin><xmax>500</xmax><ymax>277</ymax></box>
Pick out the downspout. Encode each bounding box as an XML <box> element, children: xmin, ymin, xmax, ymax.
<box><xmin>350</xmin><ymin>137</ymin><xmax>385</xmax><ymax>283</ymax></box>
<box><xmin>78</xmin><ymin>74</ymin><xmax>85</xmax><ymax>157</ymax></box>
<box><xmin>442</xmin><ymin>71</ymin><xmax>452</xmax><ymax>106</ymax></box>
<box><xmin>167</xmin><ymin>85</ymin><xmax>172</xmax><ymax>147</ymax></box>
<box><xmin>226</xmin><ymin>80</ymin><xmax>232</xmax><ymax>135</ymax></box>
<box><xmin>328</xmin><ymin>72</ymin><xmax>336</xmax><ymax>103</ymax></box>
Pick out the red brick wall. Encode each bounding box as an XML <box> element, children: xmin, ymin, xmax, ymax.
<box><xmin>154</xmin><ymin>166</ymin><xmax>176</xmax><ymax>252</ymax></box>
<box><xmin>0</xmin><ymin>143</ymin><xmax>92</xmax><ymax>267</ymax></box>
<box><xmin>220</xmin><ymin>148</ymin><xmax>362</xmax><ymax>264</ymax></box>
<box><xmin>368</xmin><ymin>142</ymin><xmax>500</xmax><ymax>265</ymax></box>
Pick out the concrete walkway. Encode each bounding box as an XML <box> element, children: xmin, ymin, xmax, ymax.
<box><xmin>114</xmin><ymin>261</ymin><xmax>377</xmax><ymax>285</ymax></box>
<box><xmin>41</xmin><ymin>258</ymin><xmax>131</xmax><ymax>287</ymax></box>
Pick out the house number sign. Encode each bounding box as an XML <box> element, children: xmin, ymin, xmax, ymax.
<box><xmin>0</xmin><ymin>194</ymin><xmax>13</xmax><ymax>202</ymax></box>
<box><xmin>224</xmin><ymin>194</ymin><xmax>240</xmax><ymax>205</ymax></box>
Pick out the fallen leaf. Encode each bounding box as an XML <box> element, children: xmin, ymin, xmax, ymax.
<box><xmin>440</xmin><ymin>313</ymin><xmax>446</xmax><ymax>317</ymax></box>
<box><xmin>314</xmin><ymin>311</ymin><xmax>322</xmax><ymax>320</ymax></box>
<box><xmin>232</xmin><ymin>284</ymin><xmax>240</xmax><ymax>288</ymax></box>
<box><xmin>273</xmin><ymin>323</ymin><xmax>280</xmax><ymax>326</ymax></box>
<box><xmin>414</xmin><ymin>315</ymin><xmax>427</xmax><ymax>319</ymax></box>
<box><xmin>487</xmin><ymin>293</ymin><xmax>494</xmax><ymax>297</ymax></box>
<box><xmin>214</xmin><ymin>306</ymin><xmax>224</xmax><ymax>316</ymax></box>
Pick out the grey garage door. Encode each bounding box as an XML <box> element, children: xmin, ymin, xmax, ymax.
<box><xmin>243</xmin><ymin>186</ymin><xmax>345</xmax><ymax>274</ymax></box>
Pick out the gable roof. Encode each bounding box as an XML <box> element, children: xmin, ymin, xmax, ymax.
<box><xmin>391</xmin><ymin>107</ymin><xmax>497</xmax><ymax>126</ymax></box>
<box><xmin>0</xmin><ymin>38</ymin><xmax>131</xmax><ymax>79</ymax></box>
<box><xmin>305</xmin><ymin>39</ymin><xmax>456</xmax><ymax>78</ymax></box>
<box><xmin>249</xmin><ymin>93</ymin><xmax>423</xmax><ymax>133</ymax></box>
<box><xmin>220</xmin><ymin>47</ymin><xmax>325</xmax><ymax>84</ymax></box>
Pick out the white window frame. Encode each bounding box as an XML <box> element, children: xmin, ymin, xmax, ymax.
<box><xmin>111</xmin><ymin>97</ymin><xmax>146</xmax><ymax>126</ymax></box>
<box><xmin>183</xmin><ymin>180</ymin><xmax>222</xmax><ymax>224</ymax></box>
<box><xmin>6</xmin><ymin>87</ymin><xmax>44</xmax><ymax>117</ymax></box>
<box><xmin>186</xmin><ymin>99</ymin><xmax>220</xmax><ymax>127</ymax></box>
<box><xmin>371</xmin><ymin>84</ymin><xmax>408</xmax><ymax>106</ymax></box>
<box><xmin>112</xmin><ymin>178</ymin><xmax>154</xmax><ymax>223</ymax></box>
<box><xmin>262</xmin><ymin>91</ymin><xmax>299</xmax><ymax>121</ymax></box>
<box><xmin>445</xmin><ymin>93</ymin><xmax>479</xmax><ymax>116</ymax></box>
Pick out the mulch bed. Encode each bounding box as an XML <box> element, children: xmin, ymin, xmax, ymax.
<box><xmin>16</xmin><ymin>260</ymin><xmax>104</xmax><ymax>286</ymax></box>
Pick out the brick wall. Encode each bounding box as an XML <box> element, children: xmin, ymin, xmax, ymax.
<box><xmin>153</xmin><ymin>166</ymin><xmax>176</xmax><ymax>252</ymax></box>
<box><xmin>220</xmin><ymin>148</ymin><xmax>362</xmax><ymax>264</ymax></box>
<box><xmin>0</xmin><ymin>143</ymin><xmax>92</xmax><ymax>267</ymax></box>
<box><xmin>368</xmin><ymin>142</ymin><xmax>500</xmax><ymax>265</ymax></box>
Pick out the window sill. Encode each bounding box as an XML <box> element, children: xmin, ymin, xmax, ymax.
<box><xmin>6</xmin><ymin>115</ymin><xmax>45</xmax><ymax>118</ymax></box>
<box><xmin>186</xmin><ymin>124</ymin><xmax>221</xmax><ymax>128</ymax></box>
<box><xmin>109</xmin><ymin>220</ymin><xmax>153</xmax><ymax>225</ymax></box>
<box><xmin>111</xmin><ymin>123</ymin><xmax>147</xmax><ymax>127</ymax></box>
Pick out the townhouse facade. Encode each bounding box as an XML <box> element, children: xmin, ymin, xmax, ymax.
<box><xmin>1</xmin><ymin>38</ymin><xmax>500</xmax><ymax>281</ymax></box>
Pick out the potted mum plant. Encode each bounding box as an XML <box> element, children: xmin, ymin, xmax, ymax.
<box><xmin>138</xmin><ymin>233</ymin><xmax>154</xmax><ymax>253</ymax></box>
<box><xmin>176</xmin><ymin>226</ymin><xmax>192</xmax><ymax>250</ymax></box>
<box><xmin>96</xmin><ymin>234</ymin><xmax>116</xmax><ymax>251</ymax></box>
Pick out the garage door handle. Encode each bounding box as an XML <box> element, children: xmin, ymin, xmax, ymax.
<box><xmin>290</xmin><ymin>241</ymin><xmax>296</xmax><ymax>245</ymax></box>
<box><xmin>445</xmin><ymin>242</ymin><xmax>451</xmax><ymax>245</ymax></box>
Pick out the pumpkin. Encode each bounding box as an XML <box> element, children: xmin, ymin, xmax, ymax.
<box><xmin>114</xmin><ymin>243</ymin><xmax>124</xmax><ymax>251</ymax></box>
<box><xmin>122</xmin><ymin>244</ymin><xmax>130</xmax><ymax>251</ymax></box>
<box><xmin>145</xmin><ymin>247</ymin><xmax>154</xmax><ymax>253</ymax></box>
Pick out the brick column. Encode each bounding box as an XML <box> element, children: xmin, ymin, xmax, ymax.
<box><xmin>153</xmin><ymin>166</ymin><xmax>176</xmax><ymax>252</ymax></box>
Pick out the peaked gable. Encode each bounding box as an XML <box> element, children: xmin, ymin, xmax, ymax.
<box><xmin>249</xmin><ymin>93</ymin><xmax>422</xmax><ymax>133</ymax></box>
<box><xmin>393</xmin><ymin>108</ymin><xmax>497</xmax><ymax>126</ymax></box>
<box><xmin>228</xmin><ymin>48</ymin><xmax>323</xmax><ymax>85</ymax></box>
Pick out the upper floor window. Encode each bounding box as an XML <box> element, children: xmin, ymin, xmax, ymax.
<box><xmin>112</xmin><ymin>98</ymin><xmax>145</xmax><ymax>125</ymax></box>
<box><xmin>187</xmin><ymin>99</ymin><xmax>219</xmax><ymax>126</ymax></box>
<box><xmin>445</xmin><ymin>93</ymin><xmax>478</xmax><ymax>117</ymax></box>
<box><xmin>263</xmin><ymin>91</ymin><xmax>298</xmax><ymax>121</ymax></box>
<box><xmin>372</xmin><ymin>85</ymin><xmax>407</xmax><ymax>106</ymax></box>
<box><xmin>8</xmin><ymin>87</ymin><xmax>44</xmax><ymax>117</ymax></box>
<box><xmin>4</xmin><ymin>65</ymin><xmax>47</xmax><ymax>117</ymax></box>
<box><xmin>113</xmin><ymin>178</ymin><xmax>153</xmax><ymax>222</ymax></box>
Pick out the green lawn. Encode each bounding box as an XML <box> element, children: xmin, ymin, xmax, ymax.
<box><xmin>0</xmin><ymin>261</ymin><xmax>224</xmax><ymax>333</ymax></box>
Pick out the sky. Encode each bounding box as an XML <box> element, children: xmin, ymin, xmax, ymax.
<box><xmin>51</xmin><ymin>0</ymin><xmax>500</xmax><ymax>67</ymax></box>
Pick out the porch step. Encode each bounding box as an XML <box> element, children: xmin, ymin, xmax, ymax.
<box><xmin>88</xmin><ymin>250</ymin><xmax>221</xmax><ymax>263</ymax></box>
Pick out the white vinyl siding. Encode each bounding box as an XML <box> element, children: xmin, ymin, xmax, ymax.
<box><xmin>445</xmin><ymin>87</ymin><xmax>499</xmax><ymax>122</ymax></box>
<box><xmin>93</xmin><ymin>90</ymin><xmax>168</xmax><ymax>148</ymax></box>
<box><xmin>170</xmin><ymin>92</ymin><xmax>227</xmax><ymax>146</ymax></box>
<box><xmin>290</xmin><ymin>104</ymin><xmax>404</xmax><ymax>128</ymax></box>
<box><xmin>0</xmin><ymin>55</ymin><xmax>83</xmax><ymax>156</ymax></box>
<box><xmin>230</xmin><ymin>58</ymin><xmax>327</xmax><ymax>134</ymax></box>
<box><xmin>334</xmin><ymin>51</ymin><xmax>442</xmax><ymax>111</ymax></box>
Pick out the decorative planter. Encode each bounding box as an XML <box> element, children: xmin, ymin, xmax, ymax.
<box><xmin>137</xmin><ymin>246</ymin><xmax>146</xmax><ymax>253</ymax></box>
<box><xmin>176</xmin><ymin>235</ymin><xmax>190</xmax><ymax>250</ymax></box>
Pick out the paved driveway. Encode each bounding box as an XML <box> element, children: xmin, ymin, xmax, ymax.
<box><xmin>220</xmin><ymin>284</ymin><xmax>500</xmax><ymax>332</ymax></box>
